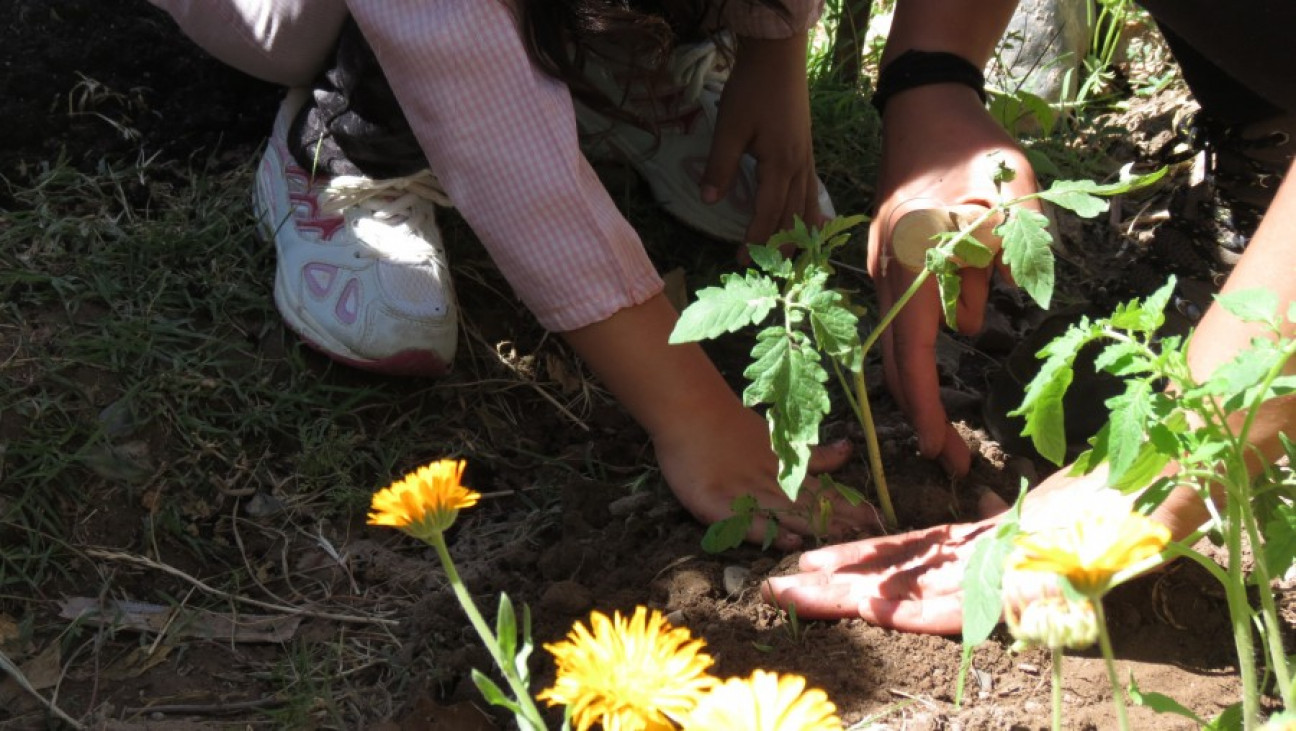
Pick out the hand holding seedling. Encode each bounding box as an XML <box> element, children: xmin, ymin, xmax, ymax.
<box><xmin>868</xmin><ymin>84</ymin><xmax>1041</xmax><ymax>476</ymax></box>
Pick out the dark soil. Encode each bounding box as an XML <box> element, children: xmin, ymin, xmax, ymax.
<box><xmin>1</xmin><ymin>2</ymin><xmax>1280</xmax><ymax>729</ymax></box>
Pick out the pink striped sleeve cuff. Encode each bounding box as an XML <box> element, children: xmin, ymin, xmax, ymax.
<box><xmin>349</xmin><ymin>0</ymin><xmax>663</xmax><ymax>332</ymax></box>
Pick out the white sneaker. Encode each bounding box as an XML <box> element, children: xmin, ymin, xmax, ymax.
<box><xmin>252</xmin><ymin>90</ymin><xmax>458</xmax><ymax>376</ymax></box>
<box><xmin>576</xmin><ymin>36</ymin><xmax>835</xmax><ymax>244</ymax></box>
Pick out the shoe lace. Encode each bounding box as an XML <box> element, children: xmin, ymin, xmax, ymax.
<box><xmin>669</xmin><ymin>34</ymin><xmax>733</xmax><ymax>106</ymax></box>
<box><xmin>321</xmin><ymin>170</ymin><xmax>452</xmax><ymax>260</ymax></box>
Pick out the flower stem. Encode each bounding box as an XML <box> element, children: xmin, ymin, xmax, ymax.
<box><xmin>1093</xmin><ymin>600</ymin><xmax>1130</xmax><ymax>731</ymax></box>
<box><xmin>431</xmin><ymin>534</ymin><xmax>547</xmax><ymax>730</ymax></box>
<box><xmin>1051</xmin><ymin>648</ymin><xmax>1063</xmax><ymax>731</ymax></box>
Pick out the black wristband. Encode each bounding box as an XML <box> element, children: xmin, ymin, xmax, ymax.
<box><xmin>871</xmin><ymin>49</ymin><xmax>987</xmax><ymax>115</ymax></box>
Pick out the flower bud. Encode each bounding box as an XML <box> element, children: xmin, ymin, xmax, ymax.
<box><xmin>1005</xmin><ymin>596</ymin><xmax>1099</xmax><ymax>651</ymax></box>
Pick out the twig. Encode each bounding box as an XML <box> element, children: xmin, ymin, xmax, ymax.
<box><xmin>124</xmin><ymin>696</ymin><xmax>285</xmax><ymax>716</ymax></box>
<box><xmin>86</xmin><ymin>549</ymin><xmax>400</xmax><ymax>627</ymax></box>
<box><xmin>0</xmin><ymin>647</ymin><xmax>85</xmax><ymax>729</ymax></box>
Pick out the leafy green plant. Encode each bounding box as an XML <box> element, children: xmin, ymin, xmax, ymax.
<box><xmin>962</xmin><ymin>279</ymin><xmax>1296</xmax><ymax>729</ymax></box>
<box><xmin>670</xmin><ymin>159</ymin><xmax>1165</xmax><ymax>548</ymax></box>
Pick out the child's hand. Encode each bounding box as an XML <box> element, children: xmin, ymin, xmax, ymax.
<box><xmin>652</xmin><ymin>400</ymin><xmax>883</xmax><ymax>550</ymax></box>
<box><xmin>868</xmin><ymin>84</ymin><xmax>1041</xmax><ymax>477</ymax></box>
<box><xmin>702</xmin><ymin>32</ymin><xmax>823</xmax><ymax>247</ymax></box>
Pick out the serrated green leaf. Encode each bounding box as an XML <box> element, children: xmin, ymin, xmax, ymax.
<box><xmin>818</xmin><ymin>213</ymin><xmax>869</xmax><ymax>245</ymax></box>
<box><xmin>702</xmin><ymin>513</ymin><xmax>754</xmax><ymax>553</ymax></box>
<box><xmin>1038</xmin><ymin>180</ymin><xmax>1110</xmax><ymax>218</ymax></box>
<box><xmin>772</xmin><ymin>418</ymin><xmax>814</xmax><ymax>498</ymax></box>
<box><xmin>1105</xmin><ymin>380</ymin><xmax>1153</xmax><ymax>480</ymax></box>
<box><xmin>669</xmin><ymin>272</ymin><xmax>779</xmax><ymax>343</ymax></box>
<box><xmin>1109</xmin><ymin>277</ymin><xmax>1175</xmax><ymax>333</ymax></box>
<box><xmin>471</xmin><ymin>670</ymin><xmax>520</xmax><ymax>713</ymax></box>
<box><xmin>1010</xmin><ymin>323</ymin><xmax>1098</xmax><ymax>465</ymax></box>
<box><xmin>997</xmin><ymin>208</ymin><xmax>1055</xmax><ymax>308</ymax></box>
<box><xmin>747</xmin><ymin>243</ymin><xmax>793</xmax><ymax>278</ymax></box>
<box><xmin>952</xmin><ymin>235</ymin><xmax>996</xmax><ymax>268</ymax></box>
<box><xmin>808</xmin><ymin>296</ymin><xmax>862</xmax><ymax>371</ymax></box>
<box><xmin>1185</xmin><ymin>338</ymin><xmax>1282</xmax><ymax>406</ymax></box>
<box><xmin>1092</xmin><ymin>340</ymin><xmax>1152</xmax><ymax>376</ymax></box>
<box><xmin>1109</xmin><ymin>441</ymin><xmax>1173</xmax><ymax>494</ymax></box>
<box><xmin>1217</xmin><ymin>287</ymin><xmax>1280</xmax><ymax>327</ymax></box>
<box><xmin>1263</xmin><ymin>502</ymin><xmax>1296</xmax><ymax>578</ymax></box>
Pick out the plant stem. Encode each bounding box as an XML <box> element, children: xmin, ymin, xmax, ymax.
<box><xmin>1092</xmin><ymin>600</ymin><xmax>1130</xmax><ymax>731</ymax></box>
<box><xmin>853</xmin><ymin>368</ymin><xmax>897</xmax><ymax>527</ymax></box>
<box><xmin>431</xmin><ymin>534</ymin><xmax>548</xmax><ymax>730</ymax></box>
<box><xmin>1223</xmin><ymin>489</ymin><xmax>1261</xmax><ymax>729</ymax></box>
<box><xmin>1051</xmin><ymin>648</ymin><xmax>1064</xmax><ymax>731</ymax></box>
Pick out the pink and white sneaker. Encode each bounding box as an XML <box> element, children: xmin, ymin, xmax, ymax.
<box><xmin>576</xmin><ymin>36</ymin><xmax>836</xmax><ymax>244</ymax></box>
<box><xmin>252</xmin><ymin>90</ymin><xmax>457</xmax><ymax>376</ymax></box>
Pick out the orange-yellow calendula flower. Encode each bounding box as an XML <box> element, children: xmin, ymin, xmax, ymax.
<box><xmin>367</xmin><ymin>459</ymin><xmax>479</xmax><ymax>541</ymax></box>
<box><xmin>537</xmin><ymin>607</ymin><xmax>717</xmax><ymax>731</ymax></box>
<box><xmin>1010</xmin><ymin>510</ymin><xmax>1171</xmax><ymax>596</ymax></box>
<box><xmin>684</xmin><ymin>670</ymin><xmax>843</xmax><ymax>731</ymax></box>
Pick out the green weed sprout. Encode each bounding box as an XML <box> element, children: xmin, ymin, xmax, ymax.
<box><xmin>963</xmin><ymin>280</ymin><xmax>1296</xmax><ymax>729</ymax></box>
<box><xmin>670</xmin><ymin>159</ymin><xmax>1166</xmax><ymax>547</ymax></box>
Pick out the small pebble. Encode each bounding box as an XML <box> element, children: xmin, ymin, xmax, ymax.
<box><xmin>722</xmin><ymin>566</ymin><xmax>750</xmax><ymax>596</ymax></box>
<box><xmin>1018</xmin><ymin>662</ymin><xmax>1040</xmax><ymax>675</ymax></box>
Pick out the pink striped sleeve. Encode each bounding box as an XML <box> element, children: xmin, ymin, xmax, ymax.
<box><xmin>347</xmin><ymin>0</ymin><xmax>663</xmax><ymax>332</ymax></box>
<box><xmin>721</xmin><ymin>0</ymin><xmax>824</xmax><ymax>38</ymax></box>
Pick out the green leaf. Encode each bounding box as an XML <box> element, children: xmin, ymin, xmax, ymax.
<box><xmin>1092</xmin><ymin>340</ymin><xmax>1152</xmax><ymax>376</ymax></box>
<box><xmin>515</xmin><ymin>603</ymin><xmax>534</xmax><ymax>682</ymax></box>
<box><xmin>1010</xmin><ymin>321</ymin><xmax>1102</xmax><ymax>465</ymax></box>
<box><xmin>762</xmin><ymin>515</ymin><xmax>780</xmax><ymax>550</ymax></box>
<box><xmin>1109</xmin><ymin>277</ymin><xmax>1175</xmax><ymax>334</ymax></box>
<box><xmin>807</xmin><ymin>291</ymin><xmax>863</xmax><ymax>372</ymax></box>
<box><xmin>962</xmin><ymin>501</ymin><xmax>1023</xmax><ymax>646</ymax></box>
<box><xmin>925</xmin><ymin>246</ymin><xmax>963</xmax><ymax>330</ymax></box>
<box><xmin>823</xmin><ymin>474</ymin><xmax>866</xmax><ymax>506</ymax></box>
<box><xmin>817</xmin><ymin>213</ymin><xmax>869</xmax><ymax>246</ymax></box>
<box><xmin>1109</xmin><ymin>441</ymin><xmax>1173</xmax><ymax>494</ymax></box>
<box><xmin>1205</xmin><ymin>703</ymin><xmax>1244</xmax><ymax>731</ymax></box>
<box><xmin>1132</xmin><ymin>476</ymin><xmax>1177</xmax><ymax>516</ymax></box>
<box><xmin>669</xmin><ymin>272</ymin><xmax>779</xmax><ymax>343</ymax></box>
<box><xmin>702</xmin><ymin>513</ymin><xmax>753</xmax><ymax>553</ymax></box>
<box><xmin>743</xmin><ymin>330</ymin><xmax>830</xmax><ymax>497</ymax></box>
<box><xmin>702</xmin><ymin>495</ymin><xmax>758</xmax><ymax>553</ymax></box>
<box><xmin>471</xmin><ymin>670</ymin><xmax>521</xmax><ymax>713</ymax></box>
<box><xmin>1105</xmin><ymin>380</ymin><xmax>1153</xmax><ymax>481</ymax></box>
<box><xmin>1216</xmin><ymin>287</ymin><xmax>1279</xmax><ymax>327</ymax></box>
<box><xmin>1037</xmin><ymin>180</ymin><xmax>1110</xmax><ymax>218</ymax></box>
<box><xmin>496</xmin><ymin>594</ymin><xmax>517</xmax><ymax>662</ymax></box>
<box><xmin>997</xmin><ymin>208</ymin><xmax>1055</xmax><ymax>309</ymax></box>
<box><xmin>1185</xmin><ymin>338</ymin><xmax>1282</xmax><ymax>406</ymax></box>
<box><xmin>1263</xmin><ymin>502</ymin><xmax>1296</xmax><ymax>578</ymax></box>
<box><xmin>1128</xmin><ymin>675</ymin><xmax>1206</xmax><ymax>725</ymax></box>
<box><xmin>748</xmin><ymin>243</ymin><xmax>794</xmax><ymax>279</ymax></box>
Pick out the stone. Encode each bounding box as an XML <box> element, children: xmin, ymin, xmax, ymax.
<box><xmin>986</xmin><ymin>0</ymin><xmax>1093</xmax><ymax>131</ymax></box>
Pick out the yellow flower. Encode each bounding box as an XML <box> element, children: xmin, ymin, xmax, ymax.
<box><xmin>1010</xmin><ymin>511</ymin><xmax>1171</xmax><ymax>596</ymax></box>
<box><xmin>684</xmin><ymin>670</ymin><xmax>843</xmax><ymax>731</ymax></box>
<box><xmin>1004</xmin><ymin>594</ymin><xmax>1099</xmax><ymax>651</ymax></box>
<box><xmin>367</xmin><ymin>459</ymin><xmax>479</xmax><ymax>541</ymax></box>
<box><xmin>537</xmin><ymin>607</ymin><xmax>717</xmax><ymax>731</ymax></box>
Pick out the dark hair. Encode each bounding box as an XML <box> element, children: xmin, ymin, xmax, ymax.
<box><xmin>520</xmin><ymin>1</ymin><xmax>789</xmax><ymax>128</ymax></box>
